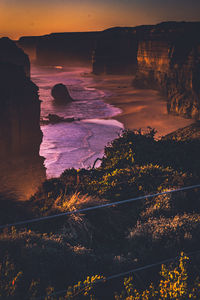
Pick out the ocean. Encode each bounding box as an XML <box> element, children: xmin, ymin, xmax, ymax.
<box><xmin>31</xmin><ymin>65</ymin><xmax>123</xmax><ymax>178</ymax></box>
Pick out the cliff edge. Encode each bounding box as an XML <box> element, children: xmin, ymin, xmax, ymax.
<box><xmin>133</xmin><ymin>22</ymin><xmax>200</xmax><ymax>119</ymax></box>
<box><xmin>0</xmin><ymin>38</ymin><xmax>45</xmax><ymax>200</ymax></box>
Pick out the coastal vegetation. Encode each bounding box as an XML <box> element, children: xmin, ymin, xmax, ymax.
<box><xmin>0</xmin><ymin>129</ymin><xmax>200</xmax><ymax>299</ymax></box>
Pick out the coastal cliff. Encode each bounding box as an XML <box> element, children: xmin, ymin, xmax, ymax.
<box><xmin>18</xmin><ymin>22</ymin><xmax>200</xmax><ymax>120</ymax></box>
<box><xmin>17</xmin><ymin>36</ymin><xmax>38</xmax><ymax>61</ymax></box>
<box><xmin>0</xmin><ymin>37</ymin><xmax>30</xmax><ymax>77</ymax></box>
<box><xmin>92</xmin><ymin>25</ymin><xmax>153</xmax><ymax>75</ymax></box>
<box><xmin>92</xmin><ymin>28</ymin><xmax>138</xmax><ymax>74</ymax></box>
<box><xmin>0</xmin><ymin>38</ymin><xmax>45</xmax><ymax>200</ymax></box>
<box><xmin>92</xmin><ymin>22</ymin><xmax>200</xmax><ymax>119</ymax></box>
<box><xmin>133</xmin><ymin>22</ymin><xmax>200</xmax><ymax>119</ymax></box>
<box><xmin>35</xmin><ymin>32</ymin><xmax>99</xmax><ymax>66</ymax></box>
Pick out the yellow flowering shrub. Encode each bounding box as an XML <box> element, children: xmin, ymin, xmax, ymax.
<box><xmin>64</xmin><ymin>275</ymin><xmax>105</xmax><ymax>300</ymax></box>
<box><xmin>0</xmin><ymin>254</ymin><xmax>23</xmax><ymax>298</ymax></box>
<box><xmin>115</xmin><ymin>253</ymin><xmax>200</xmax><ymax>300</ymax></box>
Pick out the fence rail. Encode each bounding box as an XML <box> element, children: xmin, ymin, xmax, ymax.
<box><xmin>2</xmin><ymin>183</ymin><xmax>200</xmax><ymax>299</ymax></box>
<box><xmin>37</xmin><ymin>249</ymin><xmax>200</xmax><ymax>300</ymax></box>
<box><xmin>1</xmin><ymin>183</ymin><xmax>200</xmax><ymax>230</ymax></box>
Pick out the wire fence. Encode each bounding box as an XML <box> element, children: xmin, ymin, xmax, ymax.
<box><xmin>0</xmin><ymin>183</ymin><xmax>200</xmax><ymax>230</ymax></box>
<box><xmin>2</xmin><ymin>183</ymin><xmax>200</xmax><ymax>299</ymax></box>
<box><xmin>37</xmin><ymin>249</ymin><xmax>200</xmax><ymax>299</ymax></box>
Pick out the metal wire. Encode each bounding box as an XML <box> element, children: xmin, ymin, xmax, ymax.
<box><xmin>1</xmin><ymin>183</ymin><xmax>200</xmax><ymax>230</ymax></box>
<box><xmin>37</xmin><ymin>249</ymin><xmax>200</xmax><ymax>299</ymax></box>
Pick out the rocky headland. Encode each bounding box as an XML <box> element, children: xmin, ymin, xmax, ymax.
<box><xmin>92</xmin><ymin>28</ymin><xmax>138</xmax><ymax>74</ymax></box>
<box><xmin>94</xmin><ymin>22</ymin><xmax>200</xmax><ymax>120</ymax></box>
<box><xmin>17</xmin><ymin>36</ymin><xmax>38</xmax><ymax>61</ymax></box>
<box><xmin>0</xmin><ymin>38</ymin><xmax>45</xmax><ymax>200</ymax></box>
<box><xmin>0</xmin><ymin>37</ymin><xmax>30</xmax><ymax>77</ymax></box>
<box><xmin>1</xmin><ymin>23</ymin><xmax>200</xmax><ymax>298</ymax></box>
<box><xmin>18</xmin><ymin>22</ymin><xmax>200</xmax><ymax>121</ymax></box>
<box><xmin>34</xmin><ymin>32</ymin><xmax>98</xmax><ymax>66</ymax></box>
<box><xmin>132</xmin><ymin>22</ymin><xmax>200</xmax><ymax>119</ymax></box>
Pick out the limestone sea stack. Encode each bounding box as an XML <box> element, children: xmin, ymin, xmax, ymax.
<box><xmin>51</xmin><ymin>83</ymin><xmax>73</xmax><ymax>103</ymax></box>
<box><xmin>0</xmin><ymin>37</ymin><xmax>45</xmax><ymax>200</ymax></box>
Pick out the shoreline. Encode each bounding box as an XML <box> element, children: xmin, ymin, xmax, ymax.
<box><xmin>89</xmin><ymin>74</ymin><xmax>193</xmax><ymax>138</ymax></box>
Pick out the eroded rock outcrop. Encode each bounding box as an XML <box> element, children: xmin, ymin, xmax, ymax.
<box><xmin>17</xmin><ymin>36</ymin><xmax>38</xmax><ymax>62</ymax></box>
<box><xmin>51</xmin><ymin>83</ymin><xmax>73</xmax><ymax>103</ymax></box>
<box><xmin>92</xmin><ymin>28</ymin><xmax>138</xmax><ymax>75</ymax></box>
<box><xmin>0</xmin><ymin>37</ymin><xmax>30</xmax><ymax>77</ymax></box>
<box><xmin>18</xmin><ymin>22</ymin><xmax>200</xmax><ymax>120</ymax></box>
<box><xmin>0</xmin><ymin>38</ymin><xmax>45</xmax><ymax>200</ymax></box>
<box><xmin>92</xmin><ymin>22</ymin><xmax>200</xmax><ymax>119</ymax></box>
<box><xmin>36</xmin><ymin>32</ymin><xmax>99</xmax><ymax>66</ymax></box>
<box><xmin>132</xmin><ymin>22</ymin><xmax>200</xmax><ymax>119</ymax></box>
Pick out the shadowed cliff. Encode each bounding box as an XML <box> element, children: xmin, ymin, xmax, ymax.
<box><xmin>0</xmin><ymin>37</ymin><xmax>30</xmax><ymax>77</ymax></box>
<box><xmin>133</xmin><ymin>22</ymin><xmax>200</xmax><ymax>119</ymax></box>
<box><xmin>92</xmin><ymin>29</ymin><xmax>138</xmax><ymax>75</ymax></box>
<box><xmin>0</xmin><ymin>38</ymin><xmax>46</xmax><ymax>200</ymax></box>
<box><xmin>94</xmin><ymin>22</ymin><xmax>200</xmax><ymax>120</ymax></box>
<box><xmin>17</xmin><ymin>36</ymin><xmax>38</xmax><ymax>62</ymax></box>
<box><xmin>36</xmin><ymin>32</ymin><xmax>99</xmax><ymax>66</ymax></box>
<box><xmin>18</xmin><ymin>22</ymin><xmax>200</xmax><ymax>120</ymax></box>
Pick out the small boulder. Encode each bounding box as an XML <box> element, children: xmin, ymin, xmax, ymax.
<box><xmin>51</xmin><ymin>83</ymin><xmax>73</xmax><ymax>103</ymax></box>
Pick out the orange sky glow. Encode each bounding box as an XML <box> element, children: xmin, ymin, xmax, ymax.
<box><xmin>0</xmin><ymin>0</ymin><xmax>200</xmax><ymax>40</ymax></box>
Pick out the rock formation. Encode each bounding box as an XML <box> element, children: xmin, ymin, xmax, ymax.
<box><xmin>35</xmin><ymin>32</ymin><xmax>99</xmax><ymax>66</ymax></box>
<box><xmin>51</xmin><ymin>83</ymin><xmax>73</xmax><ymax>103</ymax></box>
<box><xmin>0</xmin><ymin>37</ymin><xmax>30</xmax><ymax>77</ymax></box>
<box><xmin>0</xmin><ymin>38</ymin><xmax>45</xmax><ymax>200</ymax></box>
<box><xmin>17</xmin><ymin>36</ymin><xmax>38</xmax><ymax>62</ymax></box>
<box><xmin>92</xmin><ymin>28</ymin><xmax>138</xmax><ymax>75</ymax></box>
<box><xmin>133</xmin><ymin>22</ymin><xmax>200</xmax><ymax>119</ymax></box>
<box><xmin>93</xmin><ymin>22</ymin><xmax>200</xmax><ymax>119</ymax></box>
<box><xmin>18</xmin><ymin>22</ymin><xmax>200</xmax><ymax>120</ymax></box>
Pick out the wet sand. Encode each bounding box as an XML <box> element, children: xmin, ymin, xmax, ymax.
<box><xmin>89</xmin><ymin>75</ymin><xmax>193</xmax><ymax>138</ymax></box>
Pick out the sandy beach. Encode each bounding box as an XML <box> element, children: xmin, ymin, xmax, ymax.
<box><xmin>90</xmin><ymin>74</ymin><xmax>193</xmax><ymax>138</ymax></box>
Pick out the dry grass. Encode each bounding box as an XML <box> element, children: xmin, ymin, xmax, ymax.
<box><xmin>53</xmin><ymin>192</ymin><xmax>108</xmax><ymax>213</ymax></box>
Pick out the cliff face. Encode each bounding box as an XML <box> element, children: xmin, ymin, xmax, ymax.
<box><xmin>92</xmin><ymin>26</ymin><xmax>156</xmax><ymax>75</ymax></box>
<box><xmin>17</xmin><ymin>36</ymin><xmax>38</xmax><ymax>61</ymax></box>
<box><xmin>166</xmin><ymin>43</ymin><xmax>200</xmax><ymax>119</ymax></box>
<box><xmin>134</xmin><ymin>40</ymin><xmax>171</xmax><ymax>88</ymax></box>
<box><xmin>92</xmin><ymin>22</ymin><xmax>200</xmax><ymax>119</ymax></box>
<box><xmin>20</xmin><ymin>30</ymin><xmax>137</xmax><ymax>71</ymax></box>
<box><xmin>35</xmin><ymin>32</ymin><xmax>99</xmax><ymax>66</ymax></box>
<box><xmin>0</xmin><ymin>38</ymin><xmax>45</xmax><ymax>200</ymax></box>
<box><xmin>18</xmin><ymin>22</ymin><xmax>200</xmax><ymax>120</ymax></box>
<box><xmin>92</xmin><ymin>29</ymin><xmax>138</xmax><ymax>75</ymax></box>
<box><xmin>0</xmin><ymin>37</ymin><xmax>30</xmax><ymax>77</ymax></box>
<box><xmin>133</xmin><ymin>22</ymin><xmax>200</xmax><ymax>119</ymax></box>
<box><xmin>0</xmin><ymin>62</ymin><xmax>42</xmax><ymax>157</ymax></box>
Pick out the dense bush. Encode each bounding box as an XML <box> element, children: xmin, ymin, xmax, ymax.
<box><xmin>41</xmin><ymin>253</ymin><xmax>200</xmax><ymax>299</ymax></box>
<box><xmin>115</xmin><ymin>253</ymin><xmax>200</xmax><ymax>300</ymax></box>
<box><xmin>1</xmin><ymin>129</ymin><xmax>200</xmax><ymax>299</ymax></box>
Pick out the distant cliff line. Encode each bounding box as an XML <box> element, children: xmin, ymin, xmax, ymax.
<box><xmin>17</xmin><ymin>21</ymin><xmax>200</xmax><ymax>120</ymax></box>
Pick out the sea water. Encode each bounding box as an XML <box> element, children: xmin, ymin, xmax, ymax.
<box><xmin>31</xmin><ymin>65</ymin><xmax>123</xmax><ymax>178</ymax></box>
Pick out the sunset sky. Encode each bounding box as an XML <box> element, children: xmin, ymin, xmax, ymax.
<box><xmin>0</xmin><ymin>0</ymin><xmax>200</xmax><ymax>40</ymax></box>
